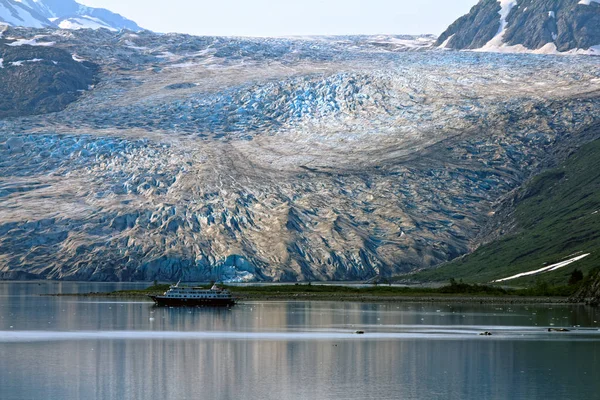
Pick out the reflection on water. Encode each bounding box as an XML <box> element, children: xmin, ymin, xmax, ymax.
<box><xmin>0</xmin><ymin>283</ymin><xmax>599</xmax><ymax>400</ymax></box>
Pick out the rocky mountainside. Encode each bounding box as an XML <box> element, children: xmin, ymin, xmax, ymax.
<box><xmin>571</xmin><ymin>270</ymin><xmax>600</xmax><ymax>305</ymax></box>
<box><xmin>0</xmin><ymin>37</ymin><xmax>98</xmax><ymax>117</ymax></box>
<box><xmin>0</xmin><ymin>0</ymin><xmax>142</xmax><ymax>31</ymax></box>
<box><xmin>0</xmin><ymin>27</ymin><xmax>599</xmax><ymax>282</ymax></box>
<box><xmin>437</xmin><ymin>0</ymin><xmax>600</xmax><ymax>54</ymax></box>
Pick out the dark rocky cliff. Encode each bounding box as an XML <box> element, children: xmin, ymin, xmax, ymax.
<box><xmin>437</xmin><ymin>0</ymin><xmax>503</xmax><ymax>49</ymax></box>
<box><xmin>0</xmin><ymin>37</ymin><xmax>97</xmax><ymax>117</ymax></box>
<box><xmin>437</xmin><ymin>0</ymin><xmax>600</xmax><ymax>52</ymax></box>
<box><xmin>571</xmin><ymin>270</ymin><xmax>600</xmax><ymax>305</ymax></box>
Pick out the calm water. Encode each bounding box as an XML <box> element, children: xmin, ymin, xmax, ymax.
<box><xmin>1</xmin><ymin>283</ymin><xmax>599</xmax><ymax>400</ymax></box>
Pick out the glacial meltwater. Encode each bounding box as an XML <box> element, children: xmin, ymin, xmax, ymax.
<box><xmin>1</xmin><ymin>283</ymin><xmax>599</xmax><ymax>400</ymax></box>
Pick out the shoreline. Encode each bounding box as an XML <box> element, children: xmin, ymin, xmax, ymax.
<box><xmin>235</xmin><ymin>294</ymin><xmax>572</xmax><ymax>304</ymax></box>
<box><xmin>39</xmin><ymin>281</ymin><xmax>587</xmax><ymax>305</ymax></box>
<box><xmin>46</xmin><ymin>291</ymin><xmax>574</xmax><ymax>304</ymax></box>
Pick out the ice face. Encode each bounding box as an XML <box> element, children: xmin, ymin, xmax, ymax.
<box><xmin>0</xmin><ymin>29</ymin><xmax>599</xmax><ymax>281</ymax></box>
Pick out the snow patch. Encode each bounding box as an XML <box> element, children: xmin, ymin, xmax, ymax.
<box><xmin>438</xmin><ymin>34</ymin><xmax>455</xmax><ymax>49</ymax></box>
<box><xmin>585</xmin><ymin>45</ymin><xmax>600</xmax><ymax>55</ymax></box>
<box><xmin>6</xmin><ymin>37</ymin><xmax>54</xmax><ymax>47</ymax></box>
<box><xmin>532</xmin><ymin>42</ymin><xmax>559</xmax><ymax>54</ymax></box>
<box><xmin>498</xmin><ymin>0</ymin><xmax>518</xmax><ymax>25</ymax></box>
<box><xmin>58</xmin><ymin>16</ymin><xmax>117</xmax><ymax>32</ymax></box>
<box><xmin>478</xmin><ymin>0</ymin><xmax>518</xmax><ymax>50</ymax></box>
<box><xmin>474</xmin><ymin>41</ymin><xmax>600</xmax><ymax>56</ymax></box>
<box><xmin>578</xmin><ymin>0</ymin><xmax>600</xmax><ymax>5</ymax></box>
<box><xmin>10</xmin><ymin>58</ymin><xmax>43</xmax><ymax>66</ymax></box>
<box><xmin>493</xmin><ymin>254</ymin><xmax>591</xmax><ymax>283</ymax></box>
<box><xmin>123</xmin><ymin>40</ymin><xmax>148</xmax><ymax>51</ymax></box>
<box><xmin>0</xmin><ymin>58</ymin><xmax>3</xmax><ymax>68</ymax></box>
<box><xmin>18</xmin><ymin>0</ymin><xmax>56</xmax><ymax>18</ymax></box>
<box><xmin>72</xmin><ymin>54</ymin><xmax>86</xmax><ymax>63</ymax></box>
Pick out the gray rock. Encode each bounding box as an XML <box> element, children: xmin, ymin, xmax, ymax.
<box><xmin>437</xmin><ymin>0</ymin><xmax>600</xmax><ymax>52</ymax></box>
<box><xmin>436</xmin><ymin>0</ymin><xmax>502</xmax><ymax>49</ymax></box>
<box><xmin>0</xmin><ymin>44</ymin><xmax>98</xmax><ymax>118</ymax></box>
<box><xmin>571</xmin><ymin>271</ymin><xmax>600</xmax><ymax>305</ymax></box>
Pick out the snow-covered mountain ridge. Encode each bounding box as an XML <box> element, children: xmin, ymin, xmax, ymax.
<box><xmin>437</xmin><ymin>0</ymin><xmax>600</xmax><ymax>54</ymax></box>
<box><xmin>0</xmin><ymin>0</ymin><xmax>141</xmax><ymax>31</ymax></box>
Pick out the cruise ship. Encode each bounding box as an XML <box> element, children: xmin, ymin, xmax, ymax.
<box><xmin>149</xmin><ymin>282</ymin><xmax>236</xmax><ymax>307</ymax></box>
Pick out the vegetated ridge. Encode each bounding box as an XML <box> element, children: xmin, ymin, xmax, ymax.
<box><xmin>412</xmin><ymin>133</ymin><xmax>600</xmax><ymax>286</ymax></box>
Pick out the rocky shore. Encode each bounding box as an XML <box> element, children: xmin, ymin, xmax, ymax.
<box><xmin>571</xmin><ymin>272</ymin><xmax>600</xmax><ymax>306</ymax></box>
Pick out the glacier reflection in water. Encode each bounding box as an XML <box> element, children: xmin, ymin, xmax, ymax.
<box><xmin>0</xmin><ymin>282</ymin><xmax>599</xmax><ymax>400</ymax></box>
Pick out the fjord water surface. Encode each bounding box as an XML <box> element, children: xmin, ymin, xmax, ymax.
<box><xmin>0</xmin><ymin>282</ymin><xmax>599</xmax><ymax>400</ymax></box>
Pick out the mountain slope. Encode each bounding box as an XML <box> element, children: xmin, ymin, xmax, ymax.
<box><xmin>413</xmin><ymin>133</ymin><xmax>600</xmax><ymax>285</ymax></box>
<box><xmin>0</xmin><ymin>0</ymin><xmax>51</xmax><ymax>28</ymax></box>
<box><xmin>437</xmin><ymin>0</ymin><xmax>600</xmax><ymax>54</ymax></box>
<box><xmin>0</xmin><ymin>43</ymin><xmax>98</xmax><ymax>117</ymax></box>
<box><xmin>0</xmin><ymin>0</ymin><xmax>142</xmax><ymax>31</ymax></box>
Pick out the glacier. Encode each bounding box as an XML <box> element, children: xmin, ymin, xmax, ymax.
<box><xmin>0</xmin><ymin>27</ymin><xmax>599</xmax><ymax>281</ymax></box>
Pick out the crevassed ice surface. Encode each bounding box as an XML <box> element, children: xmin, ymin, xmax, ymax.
<box><xmin>1</xmin><ymin>29</ymin><xmax>599</xmax><ymax>281</ymax></box>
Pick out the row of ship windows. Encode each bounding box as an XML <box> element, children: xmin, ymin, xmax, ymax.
<box><xmin>167</xmin><ymin>295</ymin><xmax>228</xmax><ymax>298</ymax></box>
<box><xmin>170</xmin><ymin>292</ymin><xmax>226</xmax><ymax>294</ymax></box>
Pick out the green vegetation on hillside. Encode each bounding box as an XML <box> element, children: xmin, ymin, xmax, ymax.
<box><xmin>90</xmin><ymin>280</ymin><xmax>582</xmax><ymax>301</ymax></box>
<box><xmin>108</xmin><ymin>282</ymin><xmax>502</xmax><ymax>297</ymax></box>
<box><xmin>410</xmin><ymin>138</ymin><xmax>600</xmax><ymax>286</ymax></box>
